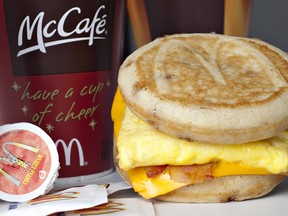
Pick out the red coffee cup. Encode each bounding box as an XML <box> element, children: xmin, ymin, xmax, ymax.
<box><xmin>0</xmin><ymin>0</ymin><xmax>126</xmax><ymax>182</ymax></box>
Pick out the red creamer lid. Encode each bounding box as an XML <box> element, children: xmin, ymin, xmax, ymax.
<box><xmin>0</xmin><ymin>122</ymin><xmax>59</xmax><ymax>202</ymax></box>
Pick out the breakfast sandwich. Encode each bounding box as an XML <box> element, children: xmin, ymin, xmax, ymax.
<box><xmin>112</xmin><ymin>33</ymin><xmax>288</xmax><ymax>202</ymax></box>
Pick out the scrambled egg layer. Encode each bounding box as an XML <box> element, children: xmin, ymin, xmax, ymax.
<box><xmin>113</xmin><ymin>89</ymin><xmax>288</xmax><ymax>174</ymax></box>
<box><xmin>112</xmin><ymin>88</ymin><xmax>288</xmax><ymax>198</ymax></box>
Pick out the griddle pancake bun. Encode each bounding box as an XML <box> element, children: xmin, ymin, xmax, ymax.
<box><xmin>118</xmin><ymin>34</ymin><xmax>288</xmax><ymax>144</ymax></box>
<box><xmin>156</xmin><ymin>175</ymin><xmax>286</xmax><ymax>203</ymax></box>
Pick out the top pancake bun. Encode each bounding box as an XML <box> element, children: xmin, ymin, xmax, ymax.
<box><xmin>118</xmin><ymin>33</ymin><xmax>288</xmax><ymax>144</ymax></box>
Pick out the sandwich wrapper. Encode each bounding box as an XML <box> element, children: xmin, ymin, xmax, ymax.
<box><xmin>0</xmin><ymin>182</ymin><xmax>155</xmax><ymax>216</ymax></box>
<box><xmin>54</xmin><ymin>198</ymin><xmax>156</xmax><ymax>216</ymax></box>
<box><xmin>0</xmin><ymin>122</ymin><xmax>60</xmax><ymax>202</ymax></box>
<box><xmin>0</xmin><ymin>184</ymin><xmax>108</xmax><ymax>216</ymax></box>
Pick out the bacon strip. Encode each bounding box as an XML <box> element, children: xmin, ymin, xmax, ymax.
<box><xmin>144</xmin><ymin>164</ymin><xmax>215</xmax><ymax>184</ymax></box>
<box><xmin>144</xmin><ymin>165</ymin><xmax>168</xmax><ymax>178</ymax></box>
<box><xmin>169</xmin><ymin>164</ymin><xmax>215</xmax><ymax>183</ymax></box>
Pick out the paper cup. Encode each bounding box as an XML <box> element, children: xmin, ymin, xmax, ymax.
<box><xmin>0</xmin><ymin>0</ymin><xmax>126</xmax><ymax>181</ymax></box>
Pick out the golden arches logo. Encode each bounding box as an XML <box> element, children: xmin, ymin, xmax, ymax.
<box><xmin>55</xmin><ymin>138</ymin><xmax>85</xmax><ymax>166</ymax></box>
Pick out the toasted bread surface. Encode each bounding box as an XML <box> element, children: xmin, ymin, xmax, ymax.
<box><xmin>118</xmin><ymin>33</ymin><xmax>288</xmax><ymax>144</ymax></box>
<box><xmin>156</xmin><ymin>175</ymin><xmax>286</xmax><ymax>203</ymax></box>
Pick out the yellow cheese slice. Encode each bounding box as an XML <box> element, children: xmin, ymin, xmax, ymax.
<box><xmin>127</xmin><ymin>161</ymin><xmax>272</xmax><ymax>199</ymax></box>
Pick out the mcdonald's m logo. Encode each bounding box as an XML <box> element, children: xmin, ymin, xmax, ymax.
<box><xmin>55</xmin><ymin>138</ymin><xmax>85</xmax><ymax>166</ymax></box>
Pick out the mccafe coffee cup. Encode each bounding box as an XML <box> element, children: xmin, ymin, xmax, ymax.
<box><xmin>0</xmin><ymin>0</ymin><xmax>126</xmax><ymax>181</ymax></box>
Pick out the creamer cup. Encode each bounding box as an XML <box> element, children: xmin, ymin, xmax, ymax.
<box><xmin>0</xmin><ymin>122</ymin><xmax>59</xmax><ymax>202</ymax></box>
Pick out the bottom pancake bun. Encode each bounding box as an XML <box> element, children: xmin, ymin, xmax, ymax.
<box><xmin>113</xmin><ymin>143</ymin><xmax>286</xmax><ymax>203</ymax></box>
<box><xmin>156</xmin><ymin>175</ymin><xmax>285</xmax><ymax>203</ymax></box>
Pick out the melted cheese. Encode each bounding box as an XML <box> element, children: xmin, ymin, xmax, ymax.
<box><xmin>112</xmin><ymin>88</ymin><xmax>288</xmax><ymax>198</ymax></box>
<box><xmin>127</xmin><ymin>163</ymin><xmax>272</xmax><ymax>199</ymax></box>
<box><xmin>111</xmin><ymin>88</ymin><xmax>126</xmax><ymax>139</ymax></box>
<box><xmin>127</xmin><ymin>167</ymin><xmax>188</xmax><ymax>199</ymax></box>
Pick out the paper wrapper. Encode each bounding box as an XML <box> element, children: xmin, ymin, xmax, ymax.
<box><xmin>0</xmin><ymin>182</ymin><xmax>154</xmax><ymax>216</ymax></box>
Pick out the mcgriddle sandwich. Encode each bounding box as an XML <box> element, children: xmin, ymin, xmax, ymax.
<box><xmin>112</xmin><ymin>33</ymin><xmax>288</xmax><ymax>202</ymax></box>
